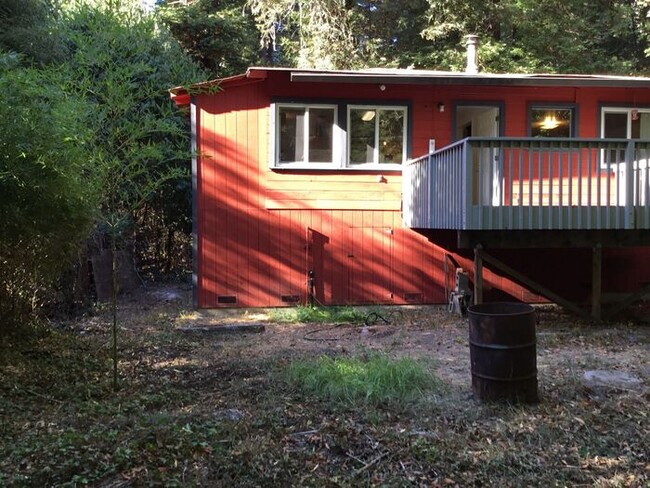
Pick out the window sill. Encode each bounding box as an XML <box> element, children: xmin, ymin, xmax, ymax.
<box><xmin>270</xmin><ymin>164</ymin><xmax>403</xmax><ymax>172</ymax></box>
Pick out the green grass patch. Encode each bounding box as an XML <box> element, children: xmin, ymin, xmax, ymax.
<box><xmin>285</xmin><ymin>352</ymin><xmax>441</xmax><ymax>406</ymax></box>
<box><xmin>269</xmin><ymin>305</ymin><xmax>367</xmax><ymax>324</ymax></box>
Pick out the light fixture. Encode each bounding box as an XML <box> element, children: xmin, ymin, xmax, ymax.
<box><xmin>540</xmin><ymin>113</ymin><xmax>560</xmax><ymax>130</ymax></box>
<box><xmin>379</xmin><ymin>84</ymin><xmax>386</xmax><ymax>91</ymax></box>
<box><xmin>438</xmin><ymin>102</ymin><xmax>445</xmax><ymax>113</ymax></box>
<box><xmin>361</xmin><ymin>110</ymin><xmax>376</xmax><ymax>122</ymax></box>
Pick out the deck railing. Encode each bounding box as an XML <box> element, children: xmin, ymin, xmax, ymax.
<box><xmin>402</xmin><ymin>138</ymin><xmax>650</xmax><ymax>230</ymax></box>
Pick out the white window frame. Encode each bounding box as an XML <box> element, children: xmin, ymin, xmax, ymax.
<box><xmin>270</xmin><ymin>103</ymin><xmax>341</xmax><ymax>169</ymax></box>
<box><xmin>600</xmin><ymin>107</ymin><xmax>650</xmax><ymax>168</ymax></box>
<box><xmin>601</xmin><ymin>107</ymin><xmax>650</xmax><ymax>139</ymax></box>
<box><xmin>347</xmin><ymin>105</ymin><xmax>408</xmax><ymax>168</ymax></box>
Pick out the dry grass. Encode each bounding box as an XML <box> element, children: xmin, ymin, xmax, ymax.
<box><xmin>0</xmin><ymin>286</ymin><xmax>648</xmax><ymax>487</ymax></box>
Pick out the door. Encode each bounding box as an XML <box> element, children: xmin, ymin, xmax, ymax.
<box><xmin>456</xmin><ymin>105</ymin><xmax>501</xmax><ymax>206</ymax></box>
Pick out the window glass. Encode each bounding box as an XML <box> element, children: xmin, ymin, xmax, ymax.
<box><xmin>603</xmin><ymin>112</ymin><xmax>627</xmax><ymax>138</ymax></box>
<box><xmin>531</xmin><ymin>108</ymin><xmax>573</xmax><ymax>137</ymax></box>
<box><xmin>349</xmin><ymin>107</ymin><xmax>406</xmax><ymax>165</ymax></box>
<box><xmin>279</xmin><ymin>107</ymin><xmax>304</xmax><ymax>163</ymax></box>
<box><xmin>379</xmin><ymin>110</ymin><xmax>404</xmax><ymax>164</ymax></box>
<box><xmin>602</xmin><ymin>112</ymin><xmax>628</xmax><ymax>164</ymax></box>
<box><xmin>308</xmin><ymin>108</ymin><xmax>334</xmax><ymax>162</ymax></box>
<box><xmin>349</xmin><ymin>109</ymin><xmax>376</xmax><ymax>164</ymax></box>
<box><xmin>278</xmin><ymin>106</ymin><xmax>335</xmax><ymax>164</ymax></box>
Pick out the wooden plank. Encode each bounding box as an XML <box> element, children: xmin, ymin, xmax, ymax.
<box><xmin>178</xmin><ymin>323</ymin><xmax>266</xmax><ymax>334</ymax></box>
<box><xmin>265</xmin><ymin>172</ymin><xmax>402</xmax><ymax>183</ymax></box>
<box><xmin>264</xmin><ymin>199</ymin><xmax>401</xmax><ymax>211</ymax></box>
<box><xmin>473</xmin><ymin>245</ymin><xmax>483</xmax><ymax>305</ymax></box>
<box><xmin>480</xmin><ymin>250</ymin><xmax>589</xmax><ymax>318</ymax></box>
<box><xmin>457</xmin><ymin>229</ymin><xmax>650</xmax><ymax>249</ymax></box>
<box><xmin>265</xmin><ymin>190</ymin><xmax>401</xmax><ymax>201</ymax></box>
<box><xmin>266</xmin><ymin>180</ymin><xmax>402</xmax><ymax>191</ymax></box>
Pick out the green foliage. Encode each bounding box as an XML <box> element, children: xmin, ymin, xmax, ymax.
<box><xmin>421</xmin><ymin>0</ymin><xmax>649</xmax><ymax>74</ymax></box>
<box><xmin>247</xmin><ymin>0</ymin><xmax>363</xmax><ymax>69</ymax></box>
<box><xmin>159</xmin><ymin>0</ymin><xmax>260</xmax><ymax>77</ymax></box>
<box><xmin>285</xmin><ymin>352</ymin><xmax>440</xmax><ymax>405</ymax></box>
<box><xmin>270</xmin><ymin>305</ymin><xmax>366</xmax><ymax>323</ymax></box>
<box><xmin>0</xmin><ymin>54</ymin><xmax>98</xmax><ymax>331</ymax></box>
<box><xmin>0</xmin><ymin>0</ymin><xmax>66</xmax><ymax>65</ymax></box>
<box><xmin>0</xmin><ymin>0</ymin><xmax>206</xmax><ymax>330</ymax></box>
<box><xmin>243</xmin><ymin>0</ymin><xmax>649</xmax><ymax>74</ymax></box>
<box><xmin>59</xmin><ymin>2</ymin><xmax>205</xmax><ymax>223</ymax></box>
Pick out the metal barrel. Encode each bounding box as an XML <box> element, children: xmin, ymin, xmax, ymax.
<box><xmin>468</xmin><ymin>302</ymin><xmax>538</xmax><ymax>403</ymax></box>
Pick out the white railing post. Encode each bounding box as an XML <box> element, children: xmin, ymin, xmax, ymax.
<box><xmin>463</xmin><ymin>140</ymin><xmax>472</xmax><ymax>229</ymax></box>
<box><xmin>625</xmin><ymin>140</ymin><xmax>636</xmax><ymax>229</ymax></box>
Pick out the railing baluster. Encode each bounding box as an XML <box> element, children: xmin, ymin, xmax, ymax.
<box><xmin>402</xmin><ymin>137</ymin><xmax>650</xmax><ymax>233</ymax></box>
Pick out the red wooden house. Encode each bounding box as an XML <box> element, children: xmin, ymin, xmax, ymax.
<box><xmin>171</xmin><ymin>58</ymin><xmax>650</xmax><ymax>319</ymax></box>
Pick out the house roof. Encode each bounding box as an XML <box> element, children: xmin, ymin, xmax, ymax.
<box><xmin>170</xmin><ymin>67</ymin><xmax>650</xmax><ymax>106</ymax></box>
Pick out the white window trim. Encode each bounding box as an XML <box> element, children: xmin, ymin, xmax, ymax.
<box><xmin>347</xmin><ymin>105</ymin><xmax>407</xmax><ymax>169</ymax></box>
<box><xmin>600</xmin><ymin>107</ymin><xmax>650</xmax><ymax>139</ymax></box>
<box><xmin>600</xmin><ymin>107</ymin><xmax>650</xmax><ymax>169</ymax></box>
<box><xmin>270</xmin><ymin>103</ymin><xmax>341</xmax><ymax>169</ymax></box>
<box><xmin>270</xmin><ymin>102</ymin><xmax>408</xmax><ymax>170</ymax></box>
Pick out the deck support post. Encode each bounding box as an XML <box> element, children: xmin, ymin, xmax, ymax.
<box><xmin>474</xmin><ymin>244</ymin><xmax>483</xmax><ymax>305</ymax></box>
<box><xmin>591</xmin><ymin>243</ymin><xmax>602</xmax><ymax>321</ymax></box>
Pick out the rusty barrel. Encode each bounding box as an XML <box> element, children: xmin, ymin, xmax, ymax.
<box><xmin>468</xmin><ymin>302</ymin><xmax>538</xmax><ymax>403</ymax></box>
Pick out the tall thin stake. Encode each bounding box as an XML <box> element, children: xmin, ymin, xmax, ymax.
<box><xmin>111</xmin><ymin>229</ymin><xmax>118</xmax><ymax>390</ymax></box>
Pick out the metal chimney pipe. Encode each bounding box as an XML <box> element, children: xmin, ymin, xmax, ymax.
<box><xmin>466</xmin><ymin>34</ymin><xmax>479</xmax><ymax>74</ymax></box>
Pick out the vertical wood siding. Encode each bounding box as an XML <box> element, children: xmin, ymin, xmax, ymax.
<box><xmin>195</xmin><ymin>72</ymin><xmax>650</xmax><ymax>307</ymax></box>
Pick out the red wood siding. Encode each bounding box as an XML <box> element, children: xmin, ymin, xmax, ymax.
<box><xmin>194</xmin><ymin>70</ymin><xmax>650</xmax><ymax>307</ymax></box>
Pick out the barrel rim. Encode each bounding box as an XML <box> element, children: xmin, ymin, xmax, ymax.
<box><xmin>467</xmin><ymin>301</ymin><xmax>535</xmax><ymax>317</ymax></box>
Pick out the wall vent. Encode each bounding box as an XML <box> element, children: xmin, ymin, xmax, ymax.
<box><xmin>404</xmin><ymin>292</ymin><xmax>424</xmax><ymax>303</ymax></box>
<box><xmin>217</xmin><ymin>295</ymin><xmax>237</xmax><ymax>304</ymax></box>
<box><xmin>281</xmin><ymin>294</ymin><xmax>300</xmax><ymax>303</ymax></box>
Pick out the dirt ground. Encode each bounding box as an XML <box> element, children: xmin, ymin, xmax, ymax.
<box><xmin>3</xmin><ymin>283</ymin><xmax>649</xmax><ymax>487</ymax></box>
<box><xmin>169</xmin><ymin>289</ymin><xmax>649</xmax><ymax>397</ymax></box>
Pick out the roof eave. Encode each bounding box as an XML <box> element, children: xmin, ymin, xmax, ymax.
<box><xmin>289</xmin><ymin>72</ymin><xmax>650</xmax><ymax>88</ymax></box>
<box><xmin>169</xmin><ymin>68</ymin><xmax>269</xmax><ymax>107</ymax></box>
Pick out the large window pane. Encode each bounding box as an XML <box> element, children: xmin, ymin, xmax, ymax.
<box><xmin>531</xmin><ymin>108</ymin><xmax>573</xmax><ymax>137</ymax></box>
<box><xmin>603</xmin><ymin>112</ymin><xmax>627</xmax><ymax>138</ymax></box>
<box><xmin>349</xmin><ymin>109</ymin><xmax>376</xmax><ymax>163</ymax></box>
<box><xmin>378</xmin><ymin>110</ymin><xmax>404</xmax><ymax>164</ymax></box>
<box><xmin>603</xmin><ymin>112</ymin><xmax>628</xmax><ymax>164</ymax></box>
<box><xmin>308</xmin><ymin>108</ymin><xmax>334</xmax><ymax>162</ymax></box>
<box><xmin>279</xmin><ymin>108</ymin><xmax>304</xmax><ymax>162</ymax></box>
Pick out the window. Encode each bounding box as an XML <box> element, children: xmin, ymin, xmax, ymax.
<box><xmin>602</xmin><ymin>108</ymin><xmax>650</xmax><ymax>140</ymax></box>
<box><xmin>601</xmin><ymin>107</ymin><xmax>650</xmax><ymax>165</ymax></box>
<box><xmin>275</xmin><ymin>104</ymin><xmax>337</xmax><ymax>167</ymax></box>
<box><xmin>271</xmin><ymin>102</ymin><xmax>408</xmax><ymax>169</ymax></box>
<box><xmin>530</xmin><ymin>106</ymin><xmax>574</xmax><ymax>138</ymax></box>
<box><xmin>348</xmin><ymin>106</ymin><xmax>406</xmax><ymax>166</ymax></box>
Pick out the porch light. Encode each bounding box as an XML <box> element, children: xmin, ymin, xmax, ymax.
<box><xmin>540</xmin><ymin>113</ymin><xmax>560</xmax><ymax>130</ymax></box>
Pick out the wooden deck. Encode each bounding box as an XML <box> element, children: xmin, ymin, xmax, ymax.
<box><xmin>403</xmin><ymin>137</ymin><xmax>650</xmax><ymax>320</ymax></box>
<box><xmin>403</xmin><ymin>137</ymin><xmax>650</xmax><ymax>231</ymax></box>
